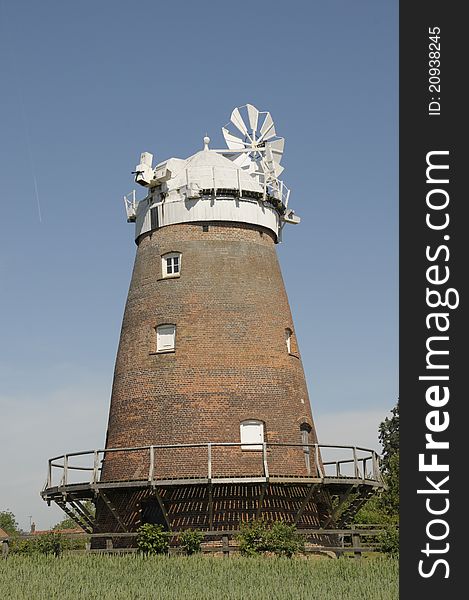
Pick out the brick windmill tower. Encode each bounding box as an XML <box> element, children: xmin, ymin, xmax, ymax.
<box><xmin>42</xmin><ymin>105</ymin><xmax>383</xmax><ymax>537</ymax></box>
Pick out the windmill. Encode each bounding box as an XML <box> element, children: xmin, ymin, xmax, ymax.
<box><xmin>41</xmin><ymin>104</ymin><xmax>384</xmax><ymax>546</ymax></box>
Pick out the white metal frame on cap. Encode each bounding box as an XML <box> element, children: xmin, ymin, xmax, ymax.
<box><xmin>126</xmin><ymin>104</ymin><xmax>301</xmax><ymax>242</ymax></box>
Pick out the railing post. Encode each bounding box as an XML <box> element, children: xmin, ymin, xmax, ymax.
<box><xmin>336</xmin><ymin>461</ymin><xmax>340</xmax><ymax>477</ymax></box>
<box><xmin>363</xmin><ymin>457</ymin><xmax>368</xmax><ymax>479</ymax></box>
<box><xmin>92</xmin><ymin>451</ymin><xmax>99</xmax><ymax>485</ymax></box>
<box><xmin>315</xmin><ymin>445</ymin><xmax>323</xmax><ymax>479</ymax></box>
<box><xmin>375</xmin><ymin>452</ymin><xmax>383</xmax><ymax>483</ymax></box>
<box><xmin>304</xmin><ymin>443</ymin><xmax>311</xmax><ymax>476</ymax></box>
<box><xmin>47</xmin><ymin>460</ymin><xmax>52</xmax><ymax>488</ymax></box>
<box><xmin>352</xmin><ymin>447</ymin><xmax>360</xmax><ymax>479</ymax></box>
<box><xmin>207</xmin><ymin>443</ymin><xmax>212</xmax><ymax>481</ymax></box>
<box><xmin>63</xmin><ymin>455</ymin><xmax>69</xmax><ymax>486</ymax></box>
<box><xmin>149</xmin><ymin>446</ymin><xmax>155</xmax><ymax>485</ymax></box>
<box><xmin>262</xmin><ymin>442</ymin><xmax>269</xmax><ymax>479</ymax></box>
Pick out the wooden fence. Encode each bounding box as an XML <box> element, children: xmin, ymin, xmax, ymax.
<box><xmin>2</xmin><ymin>526</ymin><xmax>390</xmax><ymax>559</ymax></box>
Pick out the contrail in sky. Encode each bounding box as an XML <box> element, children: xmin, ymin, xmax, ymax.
<box><xmin>19</xmin><ymin>94</ymin><xmax>43</xmax><ymax>224</ymax></box>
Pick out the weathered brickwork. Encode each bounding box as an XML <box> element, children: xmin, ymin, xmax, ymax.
<box><xmin>96</xmin><ymin>220</ymin><xmax>326</xmax><ymax>530</ymax></box>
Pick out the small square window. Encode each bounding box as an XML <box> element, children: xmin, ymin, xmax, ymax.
<box><xmin>156</xmin><ymin>324</ymin><xmax>176</xmax><ymax>352</ymax></box>
<box><xmin>162</xmin><ymin>253</ymin><xmax>181</xmax><ymax>278</ymax></box>
<box><xmin>202</xmin><ymin>224</ymin><xmax>209</xmax><ymax>232</ymax></box>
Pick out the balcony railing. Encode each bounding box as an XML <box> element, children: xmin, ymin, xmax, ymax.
<box><xmin>43</xmin><ymin>443</ymin><xmax>384</xmax><ymax>491</ymax></box>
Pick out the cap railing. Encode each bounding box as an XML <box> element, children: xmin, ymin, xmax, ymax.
<box><xmin>44</xmin><ymin>443</ymin><xmax>383</xmax><ymax>491</ymax></box>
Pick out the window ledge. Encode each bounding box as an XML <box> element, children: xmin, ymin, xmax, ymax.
<box><xmin>157</xmin><ymin>274</ymin><xmax>181</xmax><ymax>281</ymax></box>
<box><xmin>149</xmin><ymin>350</ymin><xmax>176</xmax><ymax>355</ymax></box>
<box><xmin>288</xmin><ymin>352</ymin><xmax>300</xmax><ymax>359</ymax></box>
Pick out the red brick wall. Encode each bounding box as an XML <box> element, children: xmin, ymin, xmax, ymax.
<box><xmin>101</xmin><ymin>221</ymin><xmax>319</xmax><ymax>482</ymax></box>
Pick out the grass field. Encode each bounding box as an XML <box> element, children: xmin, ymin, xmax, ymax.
<box><xmin>0</xmin><ymin>554</ymin><xmax>398</xmax><ymax>600</ymax></box>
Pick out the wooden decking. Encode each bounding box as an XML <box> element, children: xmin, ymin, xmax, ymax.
<box><xmin>41</xmin><ymin>443</ymin><xmax>385</xmax><ymax>534</ymax></box>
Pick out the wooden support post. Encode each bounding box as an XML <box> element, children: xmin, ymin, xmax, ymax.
<box><xmin>69</xmin><ymin>498</ymin><xmax>95</xmax><ymax>530</ymax></box>
<box><xmin>206</xmin><ymin>445</ymin><xmax>213</xmax><ymax>528</ymax></box>
<box><xmin>106</xmin><ymin>538</ymin><xmax>113</xmax><ymax>551</ymax></box>
<box><xmin>152</xmin><ymin>488</ymin><xmax>171</xmax><ymax>531</ymax></box>
<box><xmin>262</xmin><ymin>442</ymin><xmax>269</xmax><ymax>479</ymax></box>
<box><xmin>353</xmin><ymin>447</ymin><xmax>360</xmax><ymax>479</ymax></box>
<box><xmin>208</xmin><ymin>484</ymin><xmax>214</xmax><ymax>530</ymax></box>
<box><xmin>352</xmin><ymin>532</ymin><xmax>361</xmax><ymax>559</ymax></box>
<box><xmin>304</xmin><ymin>446</ymin><xmax>311</xmax><ymax>476</ymax></box>
<box><xmin>256</xmin><ymin>483</ymin><xmax>268</xmax><ymax>519</ymax></box>
<box><xmin>222</xmin><ymin>535</ymin><xmax>229</xmax><ymax>557</ymax></box>
<box><xmin>322</xmin><ymin>486</ymin><xmax>355</xmax><ymax>528</ymax></box>
<box><xmin>293</xmin><ymin>484</ymin><xmax>319</xmax><ymax>526</ymax></box>
<box><xmin>92</xmin><ymin>451</ymin><xmax>100</xmax><ymax>485</ymax></box>
<box><xmin>99</xmin><ymin>491</ymin><xmax>128</xmax><ymax>533</ymax></box>
<box><xmin>56</xmin><ymin>500</ymin><xmax>93</xmax><ymax>534</ymax></box>
<box><xmin>315</xmin><ymin>445</ymin><xmax>323</xmax><ymax>479</ymax></box>
<box><xmin>207</xmin><ymin>443</ymin><xmax>212</xmax><ymax>480</ymax></box>
<box><xmin>373</xmin><ymin>452</ymin><xmax>381</xmax><ymax>482</ymax></box>
<box><xmin>62</xmin><ymin>455</ymin><xmax>69</xmax><ymax>487</ymax></box>
<box><xmin>148</xmin><ymin>446</ymin><xmax>155</xmax><ymax>485</ymax></box>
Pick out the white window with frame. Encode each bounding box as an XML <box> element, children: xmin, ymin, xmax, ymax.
<box><xmin>156</xmin><ymin>324</ymin><xmax>176</xmax><ymax>352</ymax></box>
<box><xmin>240</xmin><ymin>420</ymin><xmax>264</xmax><ymax>451</ymax></box>
<box><xmin>285</xmin><ymin>328</ymin><xmax>293</xmax><ymax>353</ymax></box>
<box><xmin>162</xmin><ymin>252</ymin><xmax>181</xmax><ymax>278</ymax></box>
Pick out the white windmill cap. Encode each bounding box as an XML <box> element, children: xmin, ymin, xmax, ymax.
<box><xmin>129</xmin><ymin>104</ymin><xmax>297</xmax><ymax>243</ymax></box>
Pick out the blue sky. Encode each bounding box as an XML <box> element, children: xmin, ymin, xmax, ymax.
<box><xmin>0</xmin><ymin>1</ymin><xmax>397</xmax><ymax>530</ymax></box>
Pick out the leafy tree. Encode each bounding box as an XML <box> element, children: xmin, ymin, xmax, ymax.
<box><xmin>353</xmin><ymin>494</ymin><xmax>392</xmax><ymax>526</ymax></box>
<box><xmin>354</xmin><ymin>401</ymin><xmax>399</xmax><ymax>525</ymax></box>
<box><xmin>0</xmin><ymin>509</ymin><xmax>20</xmax><ymax>535</ymax></box>
<box><xmin>52</xmin><ymin>517</ymin><xmax>78</xmax><ymax>530</ymax></box>
<box><xmin>379</xmin><ymin>401</ymin><xmax>399</xmax><ymax>519</ymax></box>
<box><xmin>381</xmin><ymin>452</ymin><xmax>399</xmax><ymax>516</ymax></box>
<box><xmin>379</xmin><ymin>400</ymin><xmax>399</xmax><ymax>474</ymax></box>
<box><xmin>378</xmin><ymin>526</ymin><xmax>399</xmax><ymax>557</ymax></box>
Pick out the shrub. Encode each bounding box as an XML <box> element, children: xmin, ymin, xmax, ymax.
<box><xmin>266</xmin><ymin>522</ymin><xmax>304</xmax><ymax>557</ymax></box>
<box><xmin>10</xmin><ymin>533</ymin><xmax>68</xmax><ymax>556</ymax></box>
<box><xmin>237</xmin><ymin>520</ymin><xmax>304</xmax><ymax>557</ymax></box>
<box><xmin>378</xmin><ymin>526</ymin><xmax>399</xmax><ymax>556</ymax></box>
<box><xmin>35</xmin><ymin>533</ymin><xmax>65</xmax><ymax>556</ymax></box>
<box><xmin>136</xmin><ymin>524</ymin><xmax>170</xmax><ymax>555</ymax></box>
<box><xmin>9</xmin><ymin>537</ymin><xmax>37</xmax><ymax>555</ymax></box>
<box><xmin>178</xmin><ymin>529</ymin><xmax>204</xmax><ymax>555</ymax></box>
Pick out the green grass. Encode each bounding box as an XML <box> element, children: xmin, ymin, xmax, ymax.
<box><xmin>0</xmin><ymin>554</ymin><xmax>398</xmax><ymax>600</ymax></box>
